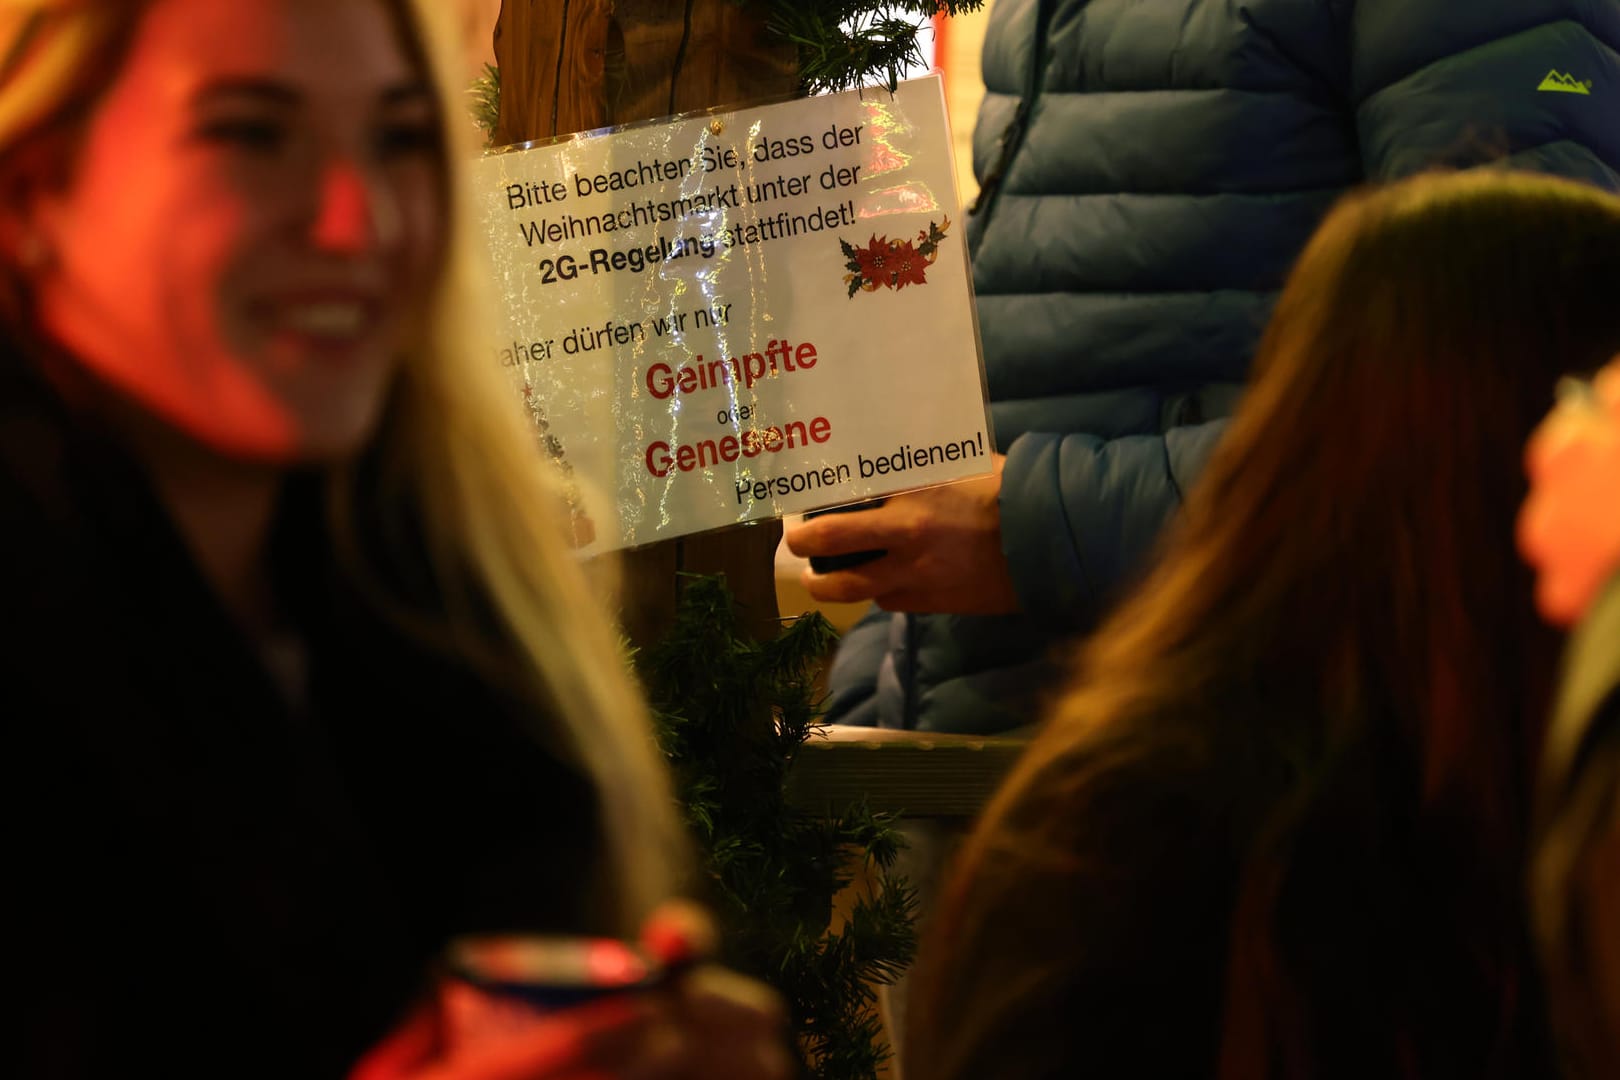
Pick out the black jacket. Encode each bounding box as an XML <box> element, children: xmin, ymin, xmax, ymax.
<box><xmin>3</xmin><ymin>348</ymin><xmax>605</xmax><ymax>1076</ymax></box>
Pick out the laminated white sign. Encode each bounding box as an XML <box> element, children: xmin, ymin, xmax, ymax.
<box><xmin>474</xmin><ymin>75</ymin><xmax>991</xmax><ymax>552</ymax></box>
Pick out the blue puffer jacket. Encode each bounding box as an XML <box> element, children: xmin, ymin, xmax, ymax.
<box><xmin>829</xmin><ymin>0</ymin><xmax>1620</xmax><ymax>733</ymax></box>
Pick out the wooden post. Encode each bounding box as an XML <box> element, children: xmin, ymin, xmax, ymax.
<box><xmin>492</xmin><ymin>0</ymin><xmax>800</xmax><ymax>648</ymax></box>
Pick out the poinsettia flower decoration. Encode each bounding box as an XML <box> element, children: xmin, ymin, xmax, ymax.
<box><xmin>852</xmin><ymin>234</ymin><xmax>894</xmax><ymax>284</ymax></box>
<box><xmin>890</xmin><ymin>239</ymin><xmax>928</xmax><ymax>289</ymax></box>
<box><xmin>840</xmin><ymin>215</ymin><xmax>952</xmax><ymax>297</ymax></box>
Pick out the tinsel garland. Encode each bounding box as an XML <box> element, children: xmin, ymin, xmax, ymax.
<box><xmin>642</xmin><ymin>575</ymin><xmax>918</xmax><ymax>1080</ymax></box>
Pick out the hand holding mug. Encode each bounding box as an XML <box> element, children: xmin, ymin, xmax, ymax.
<box><xmin>351</xmin><ymin>901</ymin><xmax>791</xmax><ymax>1080</ymax></box>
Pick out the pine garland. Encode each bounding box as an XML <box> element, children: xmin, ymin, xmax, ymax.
<box><xmin>466</xmin><ymin>62</ymin><xmax>501</xmax><ymax>140</ymax></box>
<box><xmin>745</xmin><ymin>0</ymin><xmax>987</xmax><ymax>94</ymax></box>
<box><xmin>641</xmin><ymin>575</ymin><xmax>918</xmax><ymax>1080</ymax></box>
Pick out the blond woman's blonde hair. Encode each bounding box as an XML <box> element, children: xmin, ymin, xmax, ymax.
<box><xmin>0</xmin><ymin>0</ymin><xmax>684</xmax><ymax>933</ymax></box>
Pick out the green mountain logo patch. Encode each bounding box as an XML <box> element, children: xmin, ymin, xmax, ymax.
<box><xmin>1538</xmin><ymin>70</ymin><xmax>1592</xmax><ymax>95</ymax></box>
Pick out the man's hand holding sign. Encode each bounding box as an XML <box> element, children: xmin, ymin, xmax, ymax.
<box><xmin>785</xmin><ymin>456</ymin><xmax>1020</xmax><ymax>615</ymax></box>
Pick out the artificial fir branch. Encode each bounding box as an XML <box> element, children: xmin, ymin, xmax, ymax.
<box><xmin>642</xmin><ymin>574</ymin><xmax>918</xmax><ymax>1080</ymax></box>
<box><xmin>742</xmin><ymin>1</ymin><xmax>988</xmax><ymax>93</ymax></box>
<box><xmin>467</xmin><ymin>62</ymin><xmax>500</xmax><ymax>141</ymax></box>
<box><xmin>764</xmin><ymin>9</ymin><xmax>930</xmax><ymax>94</ymax></box>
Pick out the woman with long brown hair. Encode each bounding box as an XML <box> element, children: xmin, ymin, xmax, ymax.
<box><xmin>905</xmin><ymin>170</ymin><xmax>1620</xmax><ymax>1080</ymax></box>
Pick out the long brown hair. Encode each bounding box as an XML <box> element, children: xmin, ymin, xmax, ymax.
<box><xmin>912</xmin><ymin>171</ymin><xmax>1620</xmax><ymax>1078</ymax></box>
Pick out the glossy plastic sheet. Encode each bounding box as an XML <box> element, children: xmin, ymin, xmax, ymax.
<box><xmin>473</xmin><ymin>76</ymin><xmax>992</xmax><ymax>552</ymax></box>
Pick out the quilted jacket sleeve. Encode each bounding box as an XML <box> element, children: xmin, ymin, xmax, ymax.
<box><xmin>1000</xmin><ymin>420</ymin><xmax>1226</xmax><ymax>628</ymax></box>
<box><xmin>1350</xmin><ymin>0</ymin><xmax>1620</xmax><ymax>188</ymax></box>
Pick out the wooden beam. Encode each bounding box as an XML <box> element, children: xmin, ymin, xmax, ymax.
<box><xmin>605</xmin><ymin>0</ymin><xmax>689</xmax><ymax>119</ymax></box>
<box><xmin>493</xmin><ymin>0</ymin><xmax>612</xmax><ymax>144</ymax></box>
<box><xmin>493</xmin><ymin>1</ymin><xmax>796</xmax><ymax>161</ymax></box>
<box><xmin>785</xmin><ymin>726</ymin><xmax>1029</xmax><ymax>819</ymax></box>
<box><xmin>672</xmin><ymin>1</ymin><xmax>799</xmax><ymax>112</ymax></box>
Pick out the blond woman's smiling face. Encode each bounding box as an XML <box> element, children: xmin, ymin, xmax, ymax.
<box><xmin>24</xmin><ymin>0</ymin><xmax>445</xmax><ymax>461</ymax></box>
